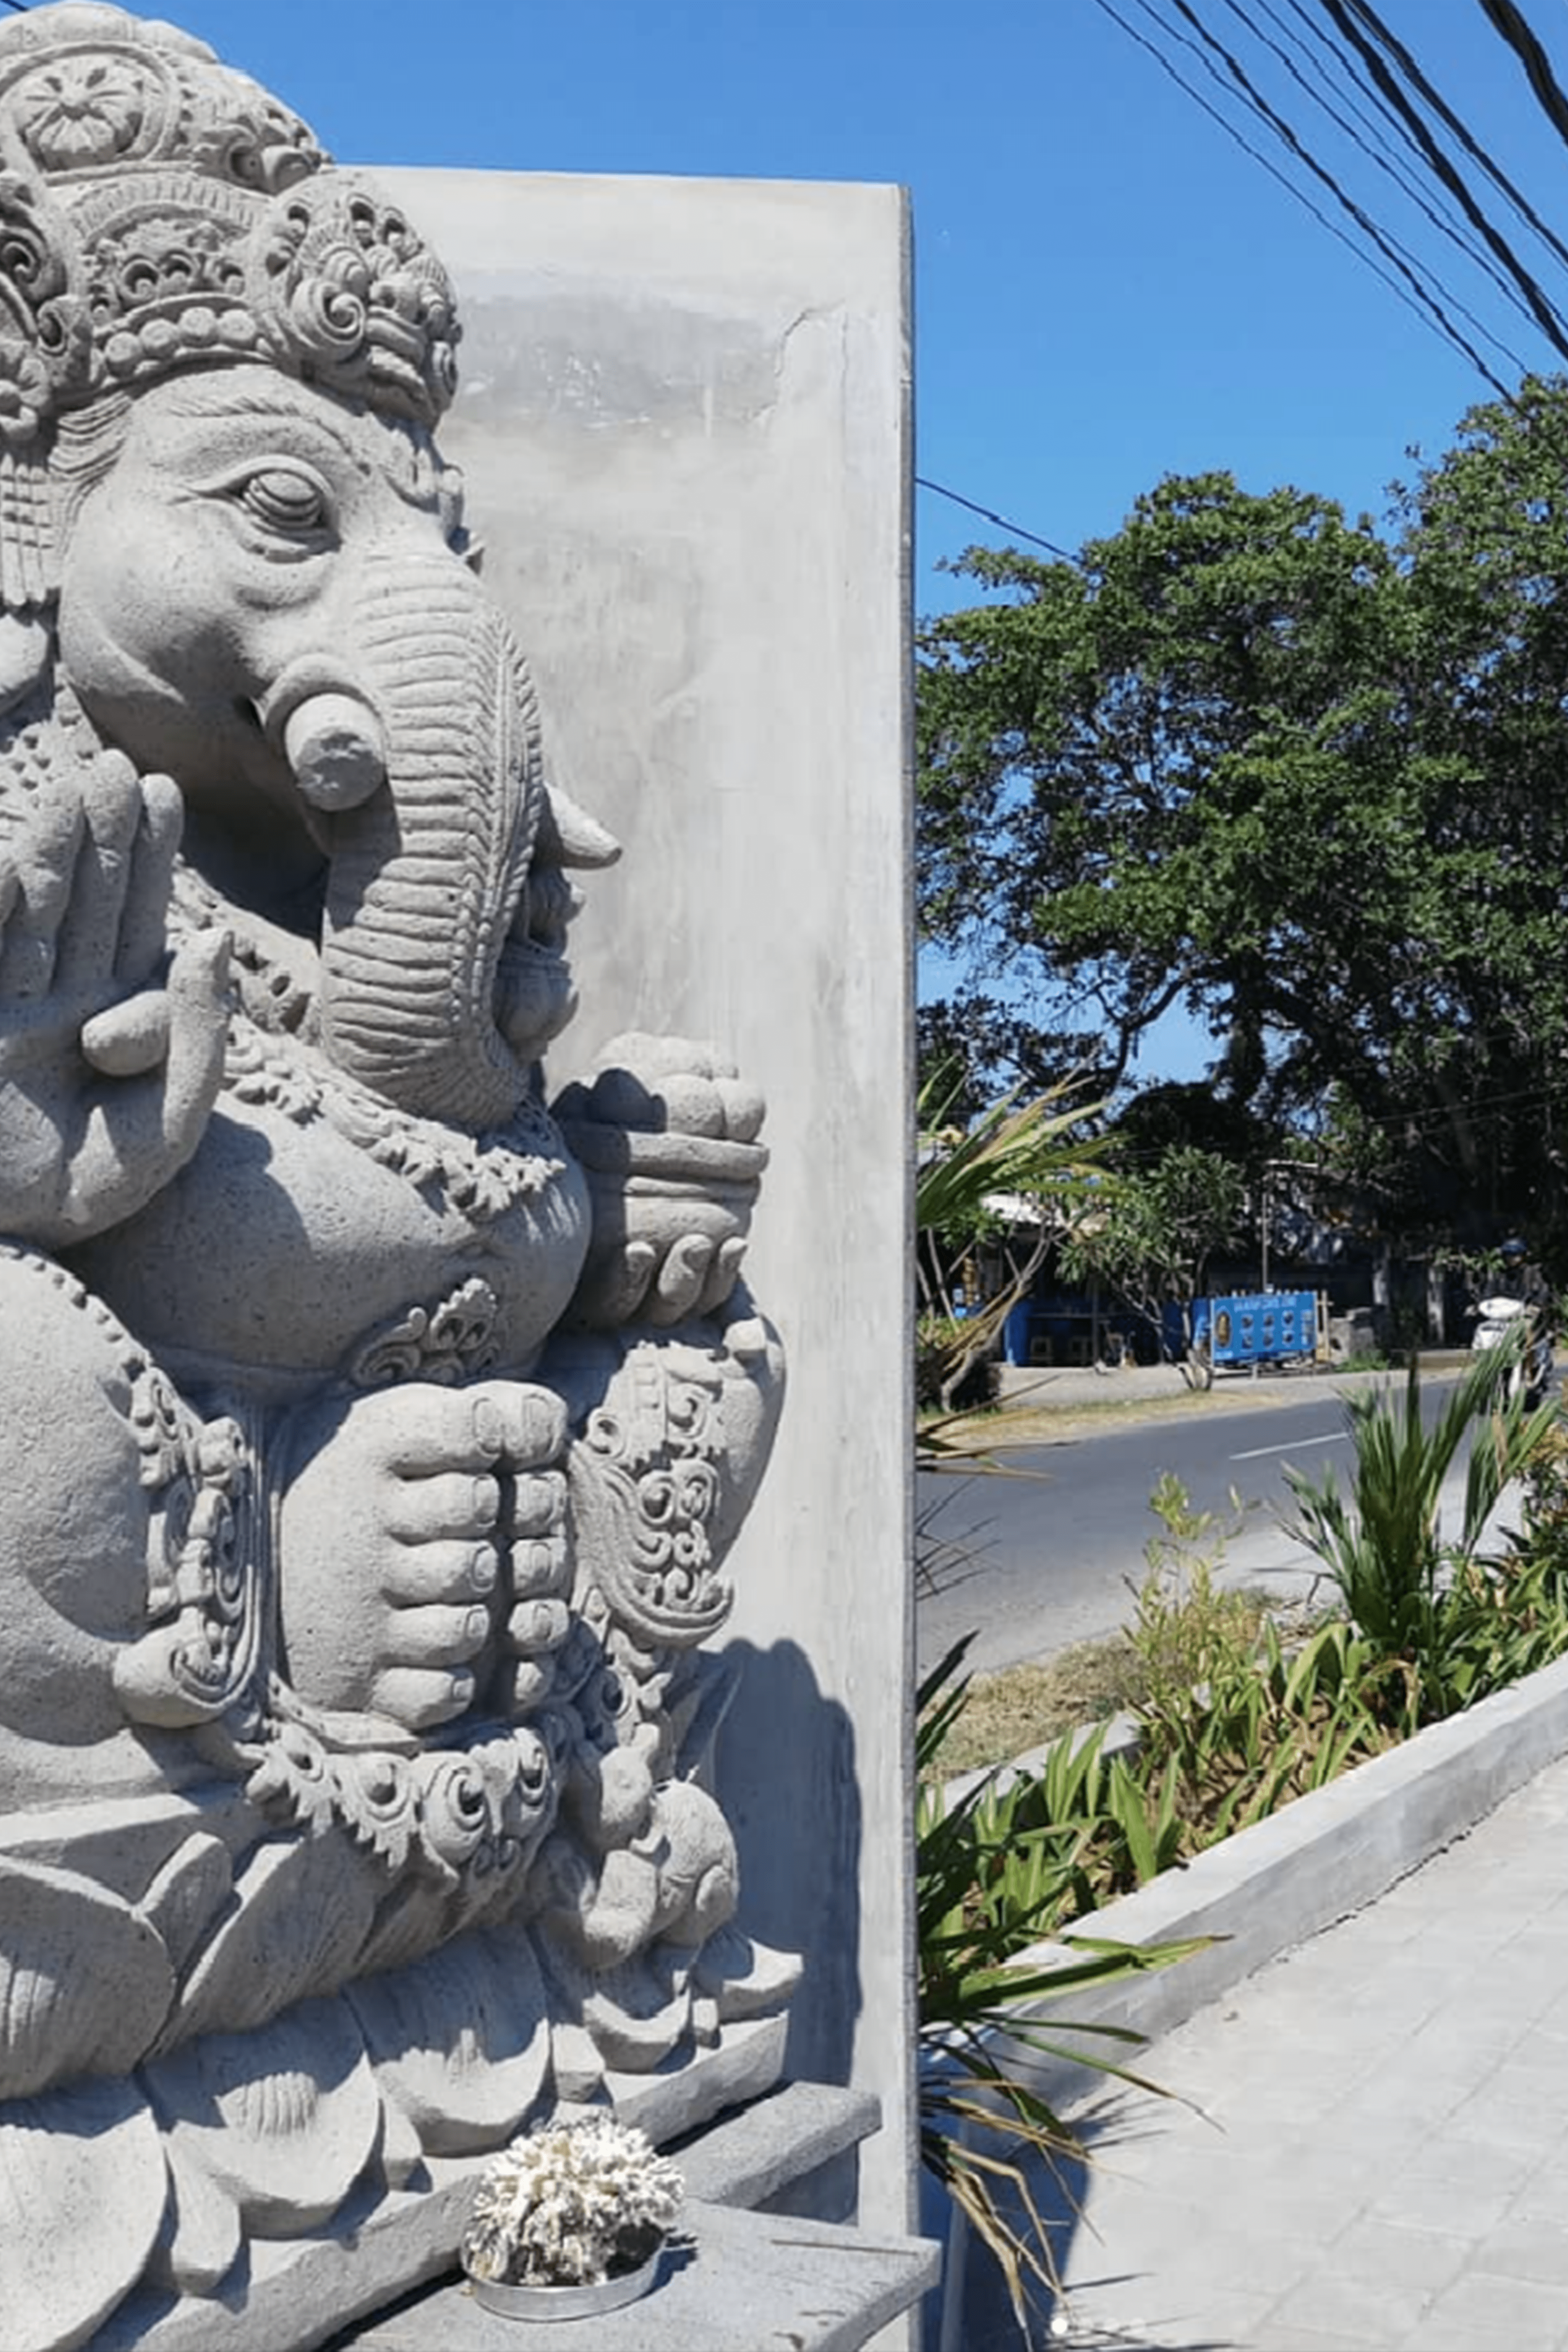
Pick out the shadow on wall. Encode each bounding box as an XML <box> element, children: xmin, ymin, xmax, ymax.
<box><xmin>715</xmin><ymin>1638</ymin><xmax>861</xmax><ymax>2091</ymax></box>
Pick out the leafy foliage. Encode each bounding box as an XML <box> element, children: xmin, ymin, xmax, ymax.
<box><xmin>916</xmin><ymin>1069</ymin><xmax>1105</xmax><ymax>1415</ymax></box>
<box><xmin>1284</xmin><ymin>1342</ymin><xmax>1563</xmax><ymax>1713</ymax></box>
<box><xmin>1058</xmin><ymin>1144</ymin><xmax>1247</xmax><ymax>1357</ymax></box>
<box><xmin>915</xmin><ymin>1637</ymin><xmax>1205</xmax><ymax>2328</ymax></box>
<box><xmin>918</xmin><ymin>388</ymin><xmax>1568</xmax><ymax>1252</ymax></box>
<box><xmin>917</xmin><ymin>1369</ymin><xmax>1568</xmax><ymax>2327</ymax></box>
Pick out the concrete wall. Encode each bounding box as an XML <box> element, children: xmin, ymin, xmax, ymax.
<box><xmin>378</xmin><ymin>168</ymin><xmax>916</xmax><ymax>2240</ymax></box>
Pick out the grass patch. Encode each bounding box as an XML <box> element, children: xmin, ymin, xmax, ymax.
<box><xmin>927</xmin><ymin>1386</ymin><xmax>1309</xmax><ymax>1454</ymax></box>
<box><xmin>928</xmin><ymin>1634</ymin><xmax>1139</xmax><ymax>1771</ymax></box>
<box><xmin>926</xmin><ymin>1583</ymin><xmax>1328</xmax><ymax>1774</ymax></box>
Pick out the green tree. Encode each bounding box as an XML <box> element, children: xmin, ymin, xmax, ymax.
<box><xmin>918</xmin><ymin>384</ymin><xmax>1568</xmax><ymax>1253</ymax></box>
<box><xmin>1059</xmin><ymin>1146</ymin><xmax>1247</xmax><ymax>1367</ymax></box>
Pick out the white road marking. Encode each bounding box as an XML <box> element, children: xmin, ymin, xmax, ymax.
<box><xmin>1230</xmin><ymin>1432</ymin><xmax>1349</xmax><ymax>1461</ymax></box>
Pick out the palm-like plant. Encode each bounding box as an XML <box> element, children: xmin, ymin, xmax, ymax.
<box><xmin>917</xmin><ymin>1070</ymin><xmax>1107</xmax><ymax>1422</ymax></box>
<box><xmin>916</xmin><ymin>1072</ymin><xmax>1200</xmax><ymax>2328</ymax></box>
<box><xmin>1284</xmin><ymin>1340</ymin><xmax>1558</xmax><ymax>1708</ymax></box>
<box><xmin>916</xmin><ymin>1637</ymin><xmax>1206</xmax><ymax>2330</ymax></box>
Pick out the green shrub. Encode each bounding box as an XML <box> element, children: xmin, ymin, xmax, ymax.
<box><xmin>915</xmin><ymin>1639</ymin><xmax>1204</xmax><ymax>2329</ymax></box>
<box><xmin>916</xmin><ymin>1390</ymin><xmax>1568</xmax><ymax>2332</ymax></box>
<box><xmin>1123</xmin><ymin>1471</ymin><xmax>1271</xmax><ymax>1715</ymax></box>
<box><xmin>1285</xmin><ymin>1346</ymin><xmax>1561</xmax><ymax>1719</ymax></box>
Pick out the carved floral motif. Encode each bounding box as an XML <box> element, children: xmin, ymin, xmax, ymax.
<box><xmin>257</xmin><ymin>178</ymin><xmax>460</xmax><ymax>425</ymax></box>
<box><xmin>12</xmin><ymin>53</ymin><xmax>155</xmax><ymax>168</ymax></box>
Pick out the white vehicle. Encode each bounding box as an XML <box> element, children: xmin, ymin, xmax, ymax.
<box><xmin>1470</xmin><ymin>1293</ymin><xmax>1552</xmax><ymax>1406</ymax></box>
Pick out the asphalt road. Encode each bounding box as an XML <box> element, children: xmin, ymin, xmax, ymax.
<box><xmin>916</xmin><ymin>1374</ymin><xmax>1470</xmax><ymax>1678</ymax></box>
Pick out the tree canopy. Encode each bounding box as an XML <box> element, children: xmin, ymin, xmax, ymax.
<box><xmin>917</xmin><ymin>375</ymin><xmax>1568</xmax><ymax>1258</ymax></box>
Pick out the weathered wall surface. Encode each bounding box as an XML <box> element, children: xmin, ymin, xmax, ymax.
<box><xmin>377</xmin><ymin>167</ymin><xmax>915</xmax><ymax>2240</ymax></box>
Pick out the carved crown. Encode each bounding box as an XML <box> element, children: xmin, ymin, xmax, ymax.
<box><xmin>0</xmin><ymin>2</ymin><xmax>458</xmax><ymax>442</ymax></box>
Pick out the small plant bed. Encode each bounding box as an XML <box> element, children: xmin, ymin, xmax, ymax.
<box><xmin>923</xmin><ymin>1637</ymin><xmax>1145</xmax><ymax>1772</ymax></box>
<box><xmin>916</xmin><ymin>1346</ymin><xmax>1568</xmax><ymax>2328</ymax></box>
<box><xmin>925</xmin><ymin>1476</ymin><xmax>1327</xmax><ymax>1774</ymax></box>
<box><xmin>923</xmin><ymin>1358</ymin><xmax>1568</xmax><ymax>1954</ymax></box>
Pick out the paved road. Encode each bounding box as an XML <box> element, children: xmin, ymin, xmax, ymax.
<box><xmin>917</xmin><ymin>1372</ymin><xmax>1469</xmax><ymax>1678</ymax></box>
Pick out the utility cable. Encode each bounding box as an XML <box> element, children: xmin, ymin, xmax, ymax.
<box><xmin>1223</xmin><ymin>0</ymin><xmax>1543</xmax><ymax>346</ymax></box>
<box><xmin>1472</xmin><ymin>0</ymin><xmax>1568</xmax><ymax>162</ymax></box>
<box><xmin>915</xmin><ymin>475</ymin><xmax>1082</xmax><ymax>564</ymax></box>
<box><xmin>1154</xmin><ymin>0</ymin><xmax>1528</xmax><ymax>388</ymax></box>
<box><xmin>1090</xmin><ymin>0</ymin><xmax>1517</xmax><ymax>396</ymax></box>
<box><xmin>1315</xmin><ymin>0</ymin><xmax>1568</xmax><ymax>343</ymax></box>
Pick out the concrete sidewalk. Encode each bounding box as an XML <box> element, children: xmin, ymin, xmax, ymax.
<box><xmin>990</xmin><ymin>1357</ymin><xmax>1472</xmax><ymax>1418</ymax></box>
<box><xmin>965</xmin><ymin>1745</ymin><xmax>1568</xmax><ymax>2351</ymax></box>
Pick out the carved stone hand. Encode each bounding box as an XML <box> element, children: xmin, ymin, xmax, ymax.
<box><xmin>554</xmin><ymin>1032</ymin><xmax>768</xmax><ymax>1328</ymax></box>
<box><xmin>278</xmin><ymin>1379</ymin><xmax>568</xmax><ymax>1733</ymax></box>
<box><xmin>0</xmin><ymin>749</ymin><xmax>228</xmax><ymax>1245</ymax></box>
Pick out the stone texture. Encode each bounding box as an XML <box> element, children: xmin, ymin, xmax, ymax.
<box><xmin>0</xmin><ymin>10</ymin><xmax>910</xmax><ymax>2347</ymax></box>
<box><xmin>379</xmin><ymin>160</ymin><xmax>916</xmax><ymax>2248</ymax></box>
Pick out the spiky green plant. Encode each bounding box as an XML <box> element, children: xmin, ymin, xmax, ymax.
<box><xmin>916</xmin><ymin>1636</ymin><xmax>1206</xmax><ymax>2330</ymax></box>
<box><xmin>1284</xmin><ymin>1342</ymin><xmax>1559</xmax><ymax>1714</ymax></box>
<box><xmin>916</xmin><ymin>1069</ymin><xmax>1107</xmax><ymax>1420</ymax></box>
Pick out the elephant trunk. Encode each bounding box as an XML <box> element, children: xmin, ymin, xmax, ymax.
<box><xmin>314</xmin><ymin>552</ymin><xmax>544</xmax><ymax>1132</ymax></box>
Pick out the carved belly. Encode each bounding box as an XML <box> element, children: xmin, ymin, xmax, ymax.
<box><xmin>68</xmin><ymin>1028</ymin><xmax>593</xmax><ymax>1397</ymax></box>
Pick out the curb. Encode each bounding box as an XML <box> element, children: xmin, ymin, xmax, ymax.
<box><xmin>986</xmin><ymin>1646</ymin><xmax>1568</xmax><ymax>2112</ymax></box>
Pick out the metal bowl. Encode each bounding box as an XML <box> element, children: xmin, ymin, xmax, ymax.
<box><xmin>467</xmin><ymin>2241</ymin><xmax>664</xmax><ymax>2322</ymax></box>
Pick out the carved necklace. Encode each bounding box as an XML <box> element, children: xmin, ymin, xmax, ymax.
<box><xmin>167</xmin><ymin>856</ymin><xmax>569</xmax><ymax>1225</ymax></box>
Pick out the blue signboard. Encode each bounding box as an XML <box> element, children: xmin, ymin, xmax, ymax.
<box><xmin>1191</xmin><ymin>1291</ymin><xmax>1317</xmax><ymax>1370</ymax></box>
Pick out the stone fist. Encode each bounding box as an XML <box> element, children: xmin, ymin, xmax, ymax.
<box><xmin>278</xmin><ymin>1379</ymin><xmax>568</xmax><ymax>1733</ymax></box>
<box><xmin>554</xmin><ymin>1033</ymin><xmax>767</xmax><ymax>1328</ymax></box>
<box><xmin>0</xmin><ymin>749</ymin><xmax>228</xmax><ymax>1245</ymax></box>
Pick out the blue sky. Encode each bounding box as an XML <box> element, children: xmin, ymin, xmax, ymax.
<box><xmin>107</xmin><ymin>0</ymin><xmax>1568</xmax><ymax>1076</ymax></box>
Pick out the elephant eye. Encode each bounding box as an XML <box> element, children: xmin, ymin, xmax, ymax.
<box><xmin>239</xmin><ymin>467</ymin><xmax>331</xmax><ymax>535</ymax></box>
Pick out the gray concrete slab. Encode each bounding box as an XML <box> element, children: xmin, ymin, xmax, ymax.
<box><xmin>377</xmin><ymin>166</ymin><xmax>917</xmax><ymax>2256</ymax></box>
<box><xmin>965</xmin><ymin>1739</ymin><xmax>1568</xmax><ymax>2350</ymax></box>
<box><xmin>348</xmin><ymin>2198</ymin><xmax>939</xmax><ymax>2352</ymax></box>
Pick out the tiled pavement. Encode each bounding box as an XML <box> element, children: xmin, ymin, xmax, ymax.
<box><xmin>994</xmin><ymin>1749</ymin><xmax>1568</xmax><ymax>2350</ymax></box>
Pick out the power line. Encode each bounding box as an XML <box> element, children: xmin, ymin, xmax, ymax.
<box><xmin>915</xmin><ymin>475</ymin><xmax>1083</xmax><ymax>564</ymax></box>
<box><xmin>1220</xmin><ymin>0</ymin><xmax>1541</xmax><ymax>353</ymax></box>
<box><xmin>1277</xmin><ymin>0</ymin><xmax>1554</xmax><ymax>315</ymax></box>
<box><xmin>1476</xmin><ymin>0</ymin><xmax>1568</xmax><ymax>157</ymax></box>
<box><xmin>1088</xmin><ymin>0</ymin><xmax>1518</xmax><ymax>397</ymax></box>
<box><xmin>1170</xmin><ymin>0</ymin><xmax>1526</xmax><ymax>372</ymax></box>
<box><xmin>1312</xmin><ymin>0</ymin><xmax>1568</xmax><ymax>354</ymax></box>
<box><xmin>1137</xmin><ymin>0</ymin><xmax>1526</xmax><ymax>389</ymax></box>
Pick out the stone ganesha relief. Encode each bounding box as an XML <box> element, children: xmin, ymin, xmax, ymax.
<box><xmin>0</xmin><ymin>7</ymin><xmax>793</xmax><ymax>2341</ymax></box>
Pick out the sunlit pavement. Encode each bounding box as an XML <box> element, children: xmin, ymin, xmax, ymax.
<box><xmin>941</xmin><ymin>1362</ymin><xmax>1568</xmax><ymax>2350</ymax></box>
<box><xmin>1019</xmin><ymin>1749</ymin><xmax>1568</xmax><ymax>2351</ymax></box>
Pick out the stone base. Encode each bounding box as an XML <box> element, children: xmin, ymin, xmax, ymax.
<box><xmin>344</xmin><ymin>2199</ymin><xmax>940</xmax><ymax>2352</ymax></box>
<box><xmin>92</xmin><ymin>2018</ymin><xmax>788</xmax><ymax>2352</ymax></box>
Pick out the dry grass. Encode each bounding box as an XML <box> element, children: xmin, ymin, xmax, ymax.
<box><xmin>926</xmin><ymin>1385</ymin><xmax>1310</xmax><ymax>1455</ymax></box>
<box><xmin>927</xmin><ymin>1584</ymin><xmax>1325</xmax><ymax>1774</ymax></box>
<box><xmin>928</xmin><ymin>1632</ymin><xmax>1143</xmax><ymax>1772</ymax></box>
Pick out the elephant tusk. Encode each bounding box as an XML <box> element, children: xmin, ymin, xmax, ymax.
<box><xmin>538</xmin><ymin>782</ymin><xmax>620</xmax><ymax>871</ymax></box>
<box><xmin>279</xmin><ymin>691</ymin><xmax>387</xmax><ymax>813</ymax></box>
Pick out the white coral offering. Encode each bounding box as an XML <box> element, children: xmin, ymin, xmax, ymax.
<box><xmin>462</xmin><ymin>2115</ymin><xmax>685</xmax><ymax>2288</ymax></box>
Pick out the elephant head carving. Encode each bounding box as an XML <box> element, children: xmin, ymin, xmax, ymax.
<box><xmin>0</xmin><ymin>0</ymin><xmax>615</xmax><ymax>1134</ymax></box>
<box><xmin>51</xmin><ymin>366</ymin><xmax>598</xmax><ymax>1131</ymax></box>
